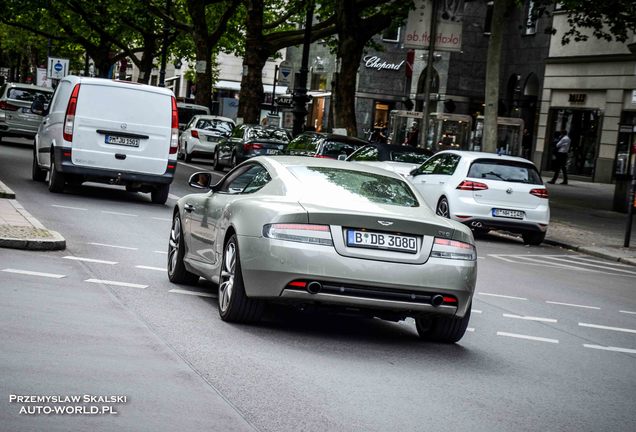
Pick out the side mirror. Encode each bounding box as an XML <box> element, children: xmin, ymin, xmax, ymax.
<box><xmin>188</xmin><ymin>172</ymin><xmax>213</xmax><ymax>190</ymax></box>
<box><xmin>337</xmin><ymin>154</ymin><xmax>347</xmax><ymax>161</ymax></box>
<box><xmin>30</xmin><ymin>98</ymin><xmax>46</xmax><ymax>116</ymax></box>
<box><xmin>409</xmin><ymin>168</ymin><xmax>420</xmax><ymax>176</ymax></box>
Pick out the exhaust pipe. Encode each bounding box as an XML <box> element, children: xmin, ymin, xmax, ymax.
<box><xmin>431</xmin><ymin>295</ymin><xmax>444</xmax><ymax>307</ymax></box>
<box><xmin>471</xmin><ymin>221</ymin><xmax>483</xmax><ymax>228</ymax></box>
<box><xmin>307</xmin><ymin>281</ymin><xmax>322</xmax><ymax>295</ymax></box>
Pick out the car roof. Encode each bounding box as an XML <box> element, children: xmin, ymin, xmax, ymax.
<box><xmin>4</xmin><ymin>83</ymin><xmax>53</xmax><ymax>92</ymax></box>
<box><xmin>63</xmin><ymin>76</ymin><xmax>174</xmax><ymax>97</ymax></box>
<box><xmin>258</xmin><ymin>155</ymin><xmax>404</xmax><ymax>180</ymax></box>
<box><xmin>177</xmin><ymin>102</ymin><xmax>209</xmax><ymax>109</ymax></box>
<box><xmin>436</xmin><ymin>150</ymin><xmax>534</xmax><ymax>164</ymax></box>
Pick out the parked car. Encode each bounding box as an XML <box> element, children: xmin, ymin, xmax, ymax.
<box><xmin>407</xmin><ymin>150</ymin><xmax>549</xmax><ymax>245</ymax></box>
<box><xmin>32</xmin><ymin>76</ymin><xmax>178</xmax><ymax>204</ymax></box>
<box><xmin>176</xmin><ymin>102</ymin><xmax>210</xmax><ymax>131</ymax></box>
<box><xmin>168</xmin><ymin>156</ymin><xmax>476</xmax><ymax>343</ymax></box>
<box><xmin>213</xmin><ymin>124</ymin><xmax>290</xmax><ymax>170</ymax></box>
<box><xmin>346</xmin><ymin>142</ymin><xmax>433</xmax><ymax>176</ymax></box>
<box><xmin>0</xmin><ymin>83</ymin><xmax>53</xmax><ymax>141</ymax></box>
<box><xmin>178</xmin><ymin>115</ymin><xmax>235</xmax><ymax>162</ymax></box>
<box><xmin>286</xmin><ymin>132</ymin><xmax>368</xmax><ymax>159</ymax></box>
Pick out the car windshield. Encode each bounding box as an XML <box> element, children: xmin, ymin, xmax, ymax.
<box><xmin>289</xmin><ymin>166</ymin><xmax>419</xmax><ymax>207</ymax></box>
<box><xmin>8</xmin><ymin>88</ymin><xmax>52</xmax><ymax>102</ymax></box>
<box><xmin>247</xmin><ymin>126</ymin><xmax>289</xmax><ymax>143</ymax></box>
<box><xmin>468</xmin><ymin>159</ymin><xmax>543</xmax><ymax>184</ymax></box>
<box><xmin>390</xmin><ymin>149</ymin><xmax>430</xmax><ymax>164</ymax></box>
<box><xmin>197</xmin><ymin>119</ymin><xmax>233</xmax><ymax>133</ymax></box>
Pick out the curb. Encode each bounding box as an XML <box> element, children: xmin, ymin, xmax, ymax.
<box><xmin>0</xmin><ymin>179</ymin><xmax>16</xmax><ymax>199</ymax></box>
<box><xmin>0</xmin><ymin>200</ymin><xmax>66</xmax><ymax>251</ymax></box>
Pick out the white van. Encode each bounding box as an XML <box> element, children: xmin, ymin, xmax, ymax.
<box><xmin>32</xmin><ymin>76</ymin><xmax>178</xmax><ymax>204</ymax></box>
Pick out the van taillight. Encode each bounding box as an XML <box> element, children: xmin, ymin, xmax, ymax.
<box><xmin>170</xmin><ymin>97</ymin><xmax>179</xmax><ymax>154</ymax></box>
<box><xmin>63</xmin><ymin>84</ymin><xmax>81</xmax><ymax>142</ymax></box>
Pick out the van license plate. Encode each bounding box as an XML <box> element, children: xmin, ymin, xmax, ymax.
<box><xmin>492</xmin><ymin>208</ymin><xmax>525</xmax><ymax>219</ymax></box>
<box><xmin>347</xmin><ymin>230</ymin><xmax>417</xmax><ymax>254</ymax></box>
<box><xmin>106</xmin><ymin>135</ymin><xmax>140</xmax><ymax>147</ymax></box>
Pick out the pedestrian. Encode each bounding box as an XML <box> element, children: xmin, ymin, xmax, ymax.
<box><xmin>548</xmin><ymin>129</ymin><xmax>570</xmax><ymax>184</ymax></box>
<box><xmin>404</xmin><ymin>121</ymin><xmax>419</xmax><ymax>147</ymax></box>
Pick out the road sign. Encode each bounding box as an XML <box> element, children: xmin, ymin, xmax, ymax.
<box><xmin>47</xmin><ymin>57</ymin><xmax>69</xmax><ymax>79</ymax></box>
<box><xmin>277</xmin><ymin>61</ymin><xmax>292</xmax><ymax>86</ymax></box>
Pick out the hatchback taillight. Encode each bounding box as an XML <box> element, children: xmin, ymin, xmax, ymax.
<box><xmin>170</xmin><ymin>96</ymin><xmax>178</xmax><ymax>154</ymax></box>
<box><xmin>191</xmin><ymin>130</ymin><xmax>199</xmax><ymax>138</ymax></box>
<box><xmin>244</xmin><ymin>143</ymin><xmax>263</xmax><ymax>152</ymax></box>
<box><xmin>63</xmin><ymin>84</ymin><xmax>81</xmax><ymax>142</ymax></box>
<box><xmin>530</xmin><ymin>188</ymin><xmax>549</xmax><ymax>199</ymax></box>
<box><xmin>456</xmin><ymin>180</ymin><xmax>488</xmax><ymax>191</ymax></box>
<box><xmin>0</xmin><ymin>101</ymin><xmax>19</xmax><ymax>111</ymax></box>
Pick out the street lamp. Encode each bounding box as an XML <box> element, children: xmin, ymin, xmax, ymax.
<box><xmin>291</xmin><ymin>0</ymin><xmax>314</xmax><ymax>136</ymax></box>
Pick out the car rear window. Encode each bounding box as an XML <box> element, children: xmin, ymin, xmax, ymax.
<box><xmin>197</xmin><ymin>118</ymin><xmax>233</xmax><ymax>134</ymax></box>
<box><xmin>8</xmin><ymin>88</ymin><xmax>52</xmax><ymax>102</ymax></box>
<box><xmin>390</xmin><ymin>149</ymin><xmax>430</xmax><ymax>164</ymax></box>
<box><xmin>247</xmin><ymin>126</ymin><xmax>290</xmax><ymax>143</ymax></box>
<box><xmin>289</xmin><ymin>166</ymin><xmax>419</xmax><ymax>207</ymax></box>
<box><xmin>468</xmin><ymin>159</ymin><xmax>543</xmax><ymax>184</ymax></box>
<box><xmin>320</xmin><ymin>140</ymin><xmax>364</xmax><ymax>158</ymax></box>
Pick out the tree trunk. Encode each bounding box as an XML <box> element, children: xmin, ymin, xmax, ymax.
<box><xmin>334</xmin><ymin>37</ymin><xmax>363</xmax><ymax>136</ymax></box>
<box><xmin>238</xmin><ymin>0</ymin><xmax>267</xmax><ymax>123</ymax></box>
<box><xmin>483</xmin><ymin>0</ymin><xmax>508</xmax><ymax>153</ymax></box>
<box><xmin>188</xmin><ymin>0</ymin><xmax>212</xmax><ymax>108</ymax></box>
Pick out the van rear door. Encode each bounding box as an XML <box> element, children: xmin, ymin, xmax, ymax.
<box><xmin>71</xmin><ymin>83</ymin><xmax>172</xmax><ymax>175</ymax></box>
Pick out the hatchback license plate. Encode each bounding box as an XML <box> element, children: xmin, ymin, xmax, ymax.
<box><xmin>347</xmin><ymin>230</ymin><xmax>417</xmax><ymax>254</ymax></box>
<box><xmin>106</xmin><ymin>135</ymin><xmax>140</xmax><ymax>147</ymax></box>
<box><xmin>492</xmin><ymin>208</ymin><xmax>525</xmax><ymax>219</ymax></box>
<box><xmin>266</xmin><ymin>149</ymin><xmax>279</xmax><ymax>155</ymax></box>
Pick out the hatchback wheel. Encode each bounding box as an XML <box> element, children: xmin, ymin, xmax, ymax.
<box><xmin>522</xmin><ymin>231</ymin><xmax>545</xmax><ymax>246</ymax></box>
<box><xmin>48</xmin><ymin>157</ymin><xmax>65</xmax><ymax>193</ymax></box>
<box><xmin>167</xmin><ymin>214</ymin><xmax>199</xmax><ymax>285</ymax></box>
<box><xmin>415</xmin><ymin>304</ymin><xmax>471</xmax><ymax>343</ymax></box>
<box><xmin>218</xmin><ymin>234</ymin><xmax>263</xmax><ymax>323</ymax></box>
<box><xmin>32</xmin><ymin>146</ymin><xmax>46</xmax><ymax>182</ymax></box>
<box><xmin>436</xmin><ymin>197</ymin><xmax>450</xmax><ymax>218</ymax></box>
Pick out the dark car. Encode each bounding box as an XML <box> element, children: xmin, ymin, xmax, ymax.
<box><xmin>286</xmin><ymin>132</ymin><xmax>369</xmax><ymax>159</ymax></box>
<box><xmin>346</xmin><ymin>142</ymin><xmax>433</xmax><ymax>176</ymax></box>
<box><xmin>213</xmin><ymin>124</ymin><xmax>290</xmax><ymax>170</ymax></box>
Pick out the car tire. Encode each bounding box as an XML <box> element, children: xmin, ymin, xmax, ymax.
<box><xmin>522</xmin><ymin>231</ymin><xmax>545</xmax><ymax>246</ymax></box>
<box><xmin>218</xmin><ymin>234</ymin><xmax>264</xmax><ymax>323</ymax></box>
<box><xmin>213</xmin><ymin>151</ymin><xmax>222</xmax><ymax>171</ymax></box>
<box><xmin>230</xmin><ymin>153</ymin><xmax>237</xmax><ymax>169</ymax></box>
<box><xmin>436</xmin><ymin>197</ymin><xmax>450</xmax><ymax>218</ymax></box>
<box><xmin>415</xmin><ymin>304</ymin><xmax>471</xmax><ymax>343</ymax></box>
<box><xmin>48</xmin><ymin>156</ymin><xmax>65</xmax><ymax>193</ymax></box>
<box><xmin>32</xmin><ymin>146</ymin><xmax>46</xmax><ymax>182</ymax></box>
<box><xmin>167</xmin><ymin>213</ymin><xmax>200</xmax><ymax>285</ymax></box>
<box><xmin>151</xmin><ymin>184</ymin><xmax>170</xmax><ymax>205</ymax></box>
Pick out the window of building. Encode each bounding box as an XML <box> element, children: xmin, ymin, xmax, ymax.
<box><xmin>382</xmin><ymin>22</ymin><xmax>401</xmax><ymax>43</ymax></box>
<box><xmin>484</xmin><ymin>1</ymin><xmax>494</xmax><ymax>35</ymax></box>
<box><xmin>373</xmin><ymin>102</ymin><xmax>392</xmax><ymax>129</ymax></box>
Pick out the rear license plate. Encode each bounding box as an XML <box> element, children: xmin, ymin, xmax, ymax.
<box><xmin>347</xmin><ymin>230</ymin><xmax>417</xmax><ymax>254</ymax></box>
<box><xmin>266</xmin><ymin>149</ymin><xmax>279</xmax><ymax>155</ymax></box>
<box><xmin>106</xmin><ymin>135</ymin><xmax>140</xmax><ymax>147</ymax></box>
<box><xmin>492</xmin><ymin>208</ymin><xmax>525</xmax><ymax>219</ymax></box>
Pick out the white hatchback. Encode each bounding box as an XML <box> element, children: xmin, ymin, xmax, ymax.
<box><xmin>407</xmin><ymin>151</ymin><xmax>549</xmax><ymax>245</ymax></box>
<box><xmin>178</xmin><ymin>115</ymin><xmax>235</xmax><ymax>162</ymax></box>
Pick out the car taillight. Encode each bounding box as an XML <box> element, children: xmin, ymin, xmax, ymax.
<box><xmin>456</xmin><ymin>180</ymin><xmax>488</xmax><ymax>191</ymax></box>
<box><xmin>314</xmin><ymin>154</ymin><xmax>332</xmax><ymax>159</ymax></box>
<box><xmin>263</xmin><ymin>223</ymin><xmax>333</xmax><ymax>246</ymax></box>
<box><xmin>431</xmin><ymin>237</ymin><xmax>476</xmax><ymax>261</ymax></box>
<box><xmin>530</xmin><ymin>188</ymin><xmax>549</xmax><ymax>199</ymax></box>
<box><xmin>0</xmin><ymin>101</ymin><xmax>19</xmax><ymax>111</ymax></box>
<box><xmin>63</xmin><ymin>84</ymin><xmax>81</xmax><ymax>142</ymax></box>
<box><xmin>244</xmin><ymin>143</ymin><xmax>263</xmax><ymax>152</ymax></box>
<box><xmin>191</xmin><ymin>130</ymin><xmax>199</xmax><ymax>138</ymax></box>
<box><xmin>170</xmin><ymin>96</ymin><xmax>178</xmax><ymax>154</ymax></box>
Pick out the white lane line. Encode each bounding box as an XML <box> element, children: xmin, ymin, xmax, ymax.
<box><xmin>85</xmin><ymin>279</ymin><xmax>147</xmax><ymax>289</ymax></box>
<box><xmin>152</xmin><ymin>217</ymin><xmax>172</xmax><ymax>222</ymax></box>
<box><xmin>177</xmin><ymin>161</ymin><xmax>207</xmax><ymax>170</ymax></box>
<box><xmin>135</xmin><ymin>265</ymin><xmax>165</xmax><ymax>272</ymax></box>
<box><xmin>2</xmin><ymin>268</ymin><xmax>66</xmax><ymax>279</ymax></box>
<box><xmin>583</xmin><ymin>344</ymin><xmax>636</xmax><ymax>354</ymax></box>
<box><xmin>503</xmin><ymin>314</ymin><xmax>557</xmax><ymax>323</ymax></box>
<box><xmin>496</xmin><ymin>331</ymin><xmax>559</xmax><ymax>344</ymax></box>
<box><xmin>488</xmin><ymin>254</ymin><xmax>517</xmax><ymax>263</ymax></box>
<box><xmin>478</xmin><ymin>292</ymin><xmax>527</xmax><ymax>301</ymax></box>
<box><xmin>51</xmin><ymin>204</ymin><xmax>87</xmax><ymax>211</ymax></box>
<box><xmin>466</xmin><ymin>327</ymin><xmax>475</xmax><ymax>332</ymax></box>
<box><xmin>542</xmin><ymin>256</ymin><xmax>636</xmax><ymax>275</ymax></box>
<box><xmin>472</xmin><ymin>309</ymin><xmax>483</xmax><ymax>314</ymax></box>
<box><xmin>63</xmin><ymin>256</ymin><xmax>117</xmax><ymax>265</ymax></box>
<box><xmin>620</xmin><ymin>310</ymin><xmax>636</xmax><ymax>315</ymax></box>
<box><xmin>101</xmin><ymin>210</ymin><xmax>138</xmax><ymax>217</ymax></box>
<box><xmin>477</xmin><ymin>256</ymin><xmax>486</xmax><ymax>260</ymax></box>
<box><xmin>579</xmin><ymin>322</ymin><xmax>636</xmax><ymax>334</ymax></box>
<box><xmin>168</xmin><ymin>194</ymin><xmax>181</xmax><ymax>201</ymax></box>
<box><xmin>513</xmin><ymin>255</ymin><xmax>599</xmax><ymax>272</ymax></box>
<box><xmin>89</xmin><ymin>242</ymin><xmax>138</xmax><ymax>250</ymax></box>
<box><xmin>169</xmin><ymin>289</ymin><xmax>215</xmax><ymax>298</ymax></box>
<box><xmin>153</xmin><ymin>250</ymin><xmax>168</xmax><ymax>255</ymax></box>
<box><xmin>546</xmin><ymin>300</ymin><xmax>600</xmax><ymax>310</ymax></box>
<box><xmin>565</xmin><ymin>255</ymin><xmax>634</xmax><ymax>268</ymax></box>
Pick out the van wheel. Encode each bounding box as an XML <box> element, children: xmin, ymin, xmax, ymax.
<box><xmin>48</xmin><ymin>158</ymin><xmax>65</xmax><ymax>193</ymax></box>
<box><xmin>151</xmin><ymin>184</ymin><xmax>170</xmax><ymax>205</ymax></box>
<box><xmin>415</xmin><ymin>305</ymin><xmax>472</xmax><ymax>343</ymax></box>
<box><xmin>213</xmin><ymin>151</ymin><xmax>222</xmax><ymax>171</ymax></box>
<box><xmin>32</xmin><ymin>146</ymin><xmax>46</xmax><ymax>182</ymax></box>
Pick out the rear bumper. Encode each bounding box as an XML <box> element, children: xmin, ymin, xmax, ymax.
<box><xmin>450</xmin><ymin>196</ymin><xmax>549</xmax><ymax>233</ymax></box>
<box><xmin>458</xmin><ymin>217</ymin><xmax>547</xmax><ymax>233</ymax></box>
<box><xmin>0</xmin><ymin>122</ymin><xmax>37</xmax><ymax>139</ymax></box>
<box><xmin>53</xmin><ymin>147</ymin><xmax>176</xmax><ymax>185</ymax></box>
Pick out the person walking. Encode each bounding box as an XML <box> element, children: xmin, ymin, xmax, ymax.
<box><xmin>548</xmin><ymin>129</ymin><xmax>571</xmax><ymax>184</ymax></box>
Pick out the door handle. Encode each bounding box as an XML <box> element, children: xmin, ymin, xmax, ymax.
<box><xmin>439</xmin><ymin>182</ymin><xmax>445</xmax><ymax>185</ymax></box>
<box><xmin>184</xmin><ymin>203</ymin><xmax>196</xmax><ymax>212</ymax></box>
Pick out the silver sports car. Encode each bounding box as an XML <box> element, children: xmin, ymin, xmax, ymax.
<box><xmin>168</xmin><ymin>156</ymin><xmax>477</xmax><ymax>343</ymax></box>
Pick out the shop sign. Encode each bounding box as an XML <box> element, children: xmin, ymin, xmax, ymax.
<box><xmin>569</xmin><ymin>93</ymin><xmax>586</xmax><ymax>103</ymax></box>
<box><xmin>362</xmin><ymin>56</ymin><xmax>404</xmax><ymax>71</ymax></box>
<box><xmin>275</xmin><ymin>95</ymin><xmax>293</xmax><ymax>107</ymax></box>
<box><xmin>404</xmin><ymin>0</ymin><xmax>464</xmax><ymax>52</ymax></box>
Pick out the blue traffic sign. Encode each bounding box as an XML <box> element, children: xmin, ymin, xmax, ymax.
<box><xmin>54</xmin><ymin>62</ymin><xmax>63</xmax><ymax>72</ymax></box>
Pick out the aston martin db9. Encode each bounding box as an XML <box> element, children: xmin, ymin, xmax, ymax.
<box><xmin>168</xmin><ymin>156</ymin><xmax>477</xmax><ymax>343</ymax></box>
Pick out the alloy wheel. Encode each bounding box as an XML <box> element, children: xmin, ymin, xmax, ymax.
<box><xmin>436</xmin><ymin>198</ymin><xmax>450</xmax><ymax>218</ymax></box>
<box><xmin>219</xmin><ymin>241</ymin><xmax>236</xmax><ymax>313</ymax></box>
<box><xmin>168</xmin><ymin>216</ymin><xmax>181</xmax><ymax>277</ymax></box>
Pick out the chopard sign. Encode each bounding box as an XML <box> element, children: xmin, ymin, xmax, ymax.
<box><xmin>362</xmin><ymin>55</ymin><xmax>404</xmax><ymax>71</ymax></box>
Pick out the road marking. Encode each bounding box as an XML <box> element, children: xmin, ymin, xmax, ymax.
<box><xmin>541</xmin><ymin>256</ymin><xmax>636</xmax><ymax>275</ymax></box>
<box><xmin>503</xmin><ymin>314</ymin><xmax>557</xmax><ymax>323</ymax></box>
<box><xmin>489</xmin><ymin>254</ymin><xmax>636</xmax><ymax>277</ymax></box>
<box><xmin>101</xmin><ymin>210</ymin><xmax>138</xmax><ymax>217</ymax></box>
<box><xmin>89</xmin><ymin>242</ymin><xmax>138</xmax><ymax>250</ymax></box>
<box><xmin>546</xmin><ymin>300</ymin><xmax>600</xmax><ymax>310</ymax></box>
<box><xmin>620</xmin><ymin>310</ymin><xmax>636</xmax><ymax>315</ymax></box>
<box><xmin>63</xmin><ymin>256</ymin><xmax>117</xmax><ymax>265</ymax></box>
<box><xmin>512</xmin><ymin>255</ymin><xmax>599</xmax><ymax>271</ymax></box>
<box><xmin>472</xmin><ymin>309</ymin><xmax>483</xmax><ymax>314</ymax></box>
<box><xmin>466</xmin><ymin>327</ymin><xmax>475</xmax><ymax>332</ymax></box>
<box><xmin>169</xmin><ymin>288</ymin><xmax>215</xmax><ymax>298</ymax></box>
<box><xmin>477</xmin><ymin>256</ymin><xmax>486</xmax><ymax>260</ymax></box>
<box><xmin>178</xmin><ymin>161</ymin><xmax>207</xmax><ymax>170</ymax></box>
<box><xmin>2</xmin><ymin>268</ymin><xmax>66</xmax><ymax>279</ymax></box>
<box><xmin>85</xmin><ymin>279</ymin><xmax>147</xmax><ymax>289</ymax></box>
<box><xmin>496</xmin><ymin>331</ymin><xmax>559</xmax><ymax>344</ymax></box>
<box><xmin>51</xmin><ymin>204</ymin><xmax>87</xmax><ymax>211</ymax></box>
<box><xmin>152</xmin><ymin>217</ymin><xmax>172</xmax><ymax>222</ymax></box>
<box><xmin>478</xmin><ymin>292</ymin><xmax>527</xmax><ymax>301</ymax></box>
<box><xmin>566</xmin><ymin>255</ymin><xmax>633</xmax><ymax>267</ymax></box>
<box><xmin>579</xmin><ymin>322</ymin><xmax>636</xmax><ymax>334</ymax></box>
<box><xmin>168</xmin><ymin>194</ymin><xmax>181</xmax><ymax>201</ymax></box>
<box><xmin>153</xmin><ymin>250</ymin><xmax>168</xmax><ymax>255</ymax></box>
<box><xmin>135</xmin><ymin>265</ymin><xmax>165</xmax><ymax>271</ymax></box>
<box><xmin>583</xmin><ymin>344</ymin><xmax>636</xmax><ymax>354</ymax></box>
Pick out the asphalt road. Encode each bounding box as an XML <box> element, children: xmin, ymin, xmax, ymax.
<box><xmin>1</xmin><ymin>138</ymin><xmax>635</xmax><ymax>432</ymax></box>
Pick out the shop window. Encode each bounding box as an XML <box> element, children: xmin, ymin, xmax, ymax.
<box><xmin>310</xmin><ymin>73</ymin><xmax>327</xmax><ymax>91</ymax></box>
<box><xmin>373</xmin><ymin>102</ymin><xmax>392</xmax><ymax>129</ymax></box>
<box><xmin>382</xmin><ymin>22</ymin><xmax>401</xmax><ymax>43</ymax></box>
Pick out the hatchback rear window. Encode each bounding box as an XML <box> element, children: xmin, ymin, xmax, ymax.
<box><xmin>468</xmin><ymin>159</ymin><xmax>542</xmax><ymax>184</ymax></box>
<box><xmin>8</xmin><ymin>88</ymin><xmax>52</xmax><ymax>102</ymax></box>
<box><xmin>247</xmin><ymin>126</ymin><xmax>290</xmax><ymax>143</ymax></box>
<box><xmin>197</xmin><ymin>119</ymin><xmax>233</xmax><ymax>134</ymax></box>
<box><xmin>289</xmin><ymin>166</ymin><xmax>419</xmax><ymax>207</ymax></box>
